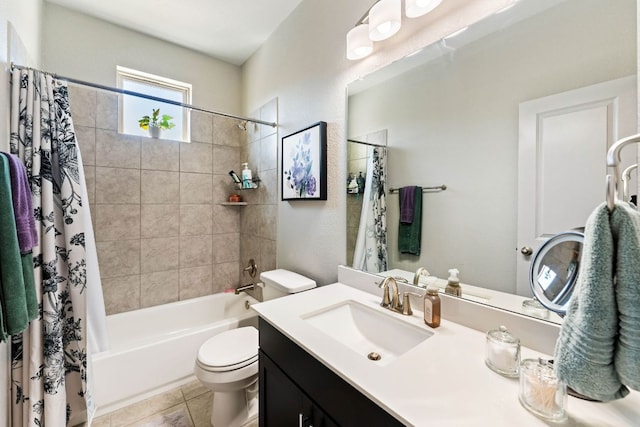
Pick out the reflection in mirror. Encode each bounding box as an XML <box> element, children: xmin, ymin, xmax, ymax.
<box><xmin>347</xmin><ymin>131</ymin><xmax>388</xmax><ymax>272</ymax></box>
<box><xmin>346</xmin><ymin>0</ymin><xmax>637</xmax><ymax>323</ymax></box>
<box><xmin>530</xmin><ymin>230</ymin><xmax>584</xmax><ymax>317</ymax></box>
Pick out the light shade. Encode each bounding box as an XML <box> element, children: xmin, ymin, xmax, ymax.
<box><xmin>368</xmin><ymin>0</ymin><xmax>402</xmax><ymax>41</ymax></box>
<box><xmin>347</xmin><ymin>24</ymin><xmax>373</xmax><ymax>60</ymax></box>
<box><xmin>405</xmin><ymin>0</ymin><xmax>443</xmax><ymax>18</ymax></box>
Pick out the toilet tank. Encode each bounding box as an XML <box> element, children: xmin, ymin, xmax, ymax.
<box><xmin>260</xmin><ymin>269</ymin><xmax>316</xmax><ymax>301</ymax></box>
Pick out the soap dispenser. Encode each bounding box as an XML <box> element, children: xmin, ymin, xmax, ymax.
<box><xmin>423</xmin><ymin>285</ymin><xmax>441</xmax><ymax>328</ymax></box>
<box><xmin>445</xmin><ymin>268</ymin><xmax>462</xmax><ymax>297</ymax></box>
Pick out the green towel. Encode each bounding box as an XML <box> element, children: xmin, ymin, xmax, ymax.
<box><xmin>612</xmin><ymin>202</ymin><xmax>640</xmax><ymax>390</ymax></box>
<box><xmin>554</xmin><ymin>203</ymin><xmax>629</xmax><ymax>401</ymax></box>
<box><xmin>0</xmin><ymin>154</ymin><xmax>31</xmax><ymax>340</ymax></box>
<box><xmin>398</xmin><ymin>186</ymin><xmax>422</xmax><ymax>255</ymax></box>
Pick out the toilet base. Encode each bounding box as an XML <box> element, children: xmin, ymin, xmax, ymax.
<box><xmin>211</xmin><ymin>381</ymin><xmax>258</xmax><ymax>427</ymax></box>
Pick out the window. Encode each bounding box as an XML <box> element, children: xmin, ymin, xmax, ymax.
<box><xmin>117</xmin><ymin>66</ymin><xmax>192</xmax><ymax>142</ymax></box>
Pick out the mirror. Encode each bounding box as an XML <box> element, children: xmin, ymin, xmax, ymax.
<box><xmin>530</xmin><ymin>230</ymin><xmax>584</xmax><ymax>316</ymax></box>
<box><xmin>346</xmin><ymin>0</ymin><xmax>637</xmax><ymax>323</ymax></box>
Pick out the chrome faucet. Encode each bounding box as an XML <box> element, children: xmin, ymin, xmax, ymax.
<box><xmin>413</xmin><ymin>267</ymin><xmax>430</xmax><ymax>286</ymax></box>
<box><xmin>234</xmin><ymin>283</ymin><xmax>256</xmax><ymax>295</ymax></box>
<box><xmin>378</xmin><ymin>276</ymin><xmax>401</xmax><ymax>311</ymax></box>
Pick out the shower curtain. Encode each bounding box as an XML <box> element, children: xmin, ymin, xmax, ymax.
<box><xmin>9</xmin><ymin>69</ymin><xmax>107</xmax><ymax>426</ymax></box>
<box><xmin>352</xmin><ymin>147</ymin><xmax>388</xmax><ymax>273</ymax></box>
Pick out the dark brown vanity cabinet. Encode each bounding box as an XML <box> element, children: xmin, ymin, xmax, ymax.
<box><xmin>259</xmin><ymin>318</ymin><xmax>404</xmax><ymax>427</ymax></box>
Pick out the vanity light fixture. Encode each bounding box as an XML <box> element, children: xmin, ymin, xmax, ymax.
<box><xmin>406</xmin><ymin>0</ymin><xmax>443</xmax><ymax>18</ymax></box>
<box><xmin>347</xmin><ymin>24</ymin><xmax>374</xmax><ymax>60</ymax></box>
<box><xmin>368</xmin><ymin>0</ymin><xmax>402</xmax><ymax>41</ymax></box>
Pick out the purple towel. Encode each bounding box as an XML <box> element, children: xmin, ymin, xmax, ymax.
<box><xmin>400</xmin><ymin>186</ymin><xmax>416</xmax><ymax>224</ymax></box>
<box><xmin>3</xmin><ymin>153</ymin><xmax>37</xmax><ymax>253</ymax></box>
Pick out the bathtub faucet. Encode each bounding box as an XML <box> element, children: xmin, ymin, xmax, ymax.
<box><xmin>234</xmin><ymin>283</ymin><xmax>256</xmax><ymax>295</ymax></box>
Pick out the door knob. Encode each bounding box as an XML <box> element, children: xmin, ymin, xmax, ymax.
<box><xmin>521</xmin><ymin>246</ymin><xmax>533</xmax><ymax>256</ymax></box>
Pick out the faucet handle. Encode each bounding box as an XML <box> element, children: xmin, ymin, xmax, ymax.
<box><xmin>402</xmin><ymin>292</ymin><xmax>422</xmax><ymax>316</ymax></box>
<box><xmin>381</xmin><ymin>285</ymin><xmax>392</xmax><ymax>307</ymax></box>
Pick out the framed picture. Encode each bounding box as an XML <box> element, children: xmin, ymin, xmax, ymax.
<box><xmin>281</xmin><ymin>121</ymin><xmax>327</xmax><ymax>201</ymax></box>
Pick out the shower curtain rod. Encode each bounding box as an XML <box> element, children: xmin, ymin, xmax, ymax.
<box><xmin>10</xmin><ymin>63</ymin><xmax>277</xmax><ymax>128</ymax></box>
<box><xmin>347</xmin><ymin>138</ymin><xmax>386</xmax><ymax>148</ymax></box>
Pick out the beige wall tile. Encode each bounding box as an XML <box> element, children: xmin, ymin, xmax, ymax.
<box><xmin>240</xmin><ymin>206</ymin><xmax>259</xmax><ymax>234</ymax></box>
<box><xmin>240</xmin><ymin>236</ymin><xmax>261</xmax><ymax>279</ymax></box>
<box><xmin>212</xmin><ymin>261</ymin><xmax>240</xmax><ymax>293</ymax></box>
<box><xmin>141</xmin><ymin>237</ymin><xmax>179</xmax><ymax>273</ymax></box>
<box><xmin>83</xmin><ymin>165</ymin><xmax>95</xmax><ymax>205</ymax></box>
<box><xmin>141</xmin><ymin>204</ymin><xmax>180</xmax><ymax>238</ymax></box>
<box><xmin>102</xmin><ymin>275</ymin><xmax>140</xmax><ymax>315</ymax></box>
<box><xmin>179</xmin><ymin>265</ymin><xmax>213</xmax><ymax>299</ymax></box>
<box><xmin>141</xmin><ymin>138</ymin><xmax>180</xmax><ymax>171</ymax></box>
<box><xmin>213</xmin><ymin>116</ymin><xmax>242</xmax><ymax>147</ymax></box>
<box><xmin>179</xmin><ymin>235</ymin><xmax>213</xmax><ymax>268</ymax></box>
<box><xmin>180</xmin><ymin>142</ymin><xmax>213</xmax><ymax>174</ymax></box>
<box><xmin>261</xmin><ymin>169</ymin><xmax>278</xmax><ymax>205</ymax></box>
<box><xmin>260</xmin><ymin>98</ymin><xmax>278</xmax><ymax>139</ymax></box>
<box><xmin>141</xmin><ymin>170</ymin><xmax>179</xmax><ymax>204</ymax></box>
<box><xmin>140</xmin><ymin>270</ymin><xmax>179</xmax><ymax>308</ymax></box>
<box><xmin>258</xmin><ymin>204</ymin><xmax>277</xmax><ymax>240</ymax></box>
<box><xmin>212</xmin><ymin>233</ymin><xmax>239</xmax><ymax>263</ymax></box>
<box><xmin>95</xmin><ymin>204</ymin><xmax>140</xmax><ymax>241</ymax></box>
<box><xmin>245</xmin><ymin>110</ymin><xmax>260</xmax><ymax>143</ymax></box>
<box><xmin>213</xmin><ymin>145</ymin><xmax>240</xmax><ymax>175</ymax></box>
<box><xmin>96</xmin><ymin>129</ymin><xmax>141</xmax><ymax>169</ymax></box>
<box><xmin>260</xmin><ymin>238</ymin><xmax>277</xmax><ymax>272</ymax></box>
<box><xmin>180</xmin><ymin>173</ymin><xmax>212</xmax><ymax>204</ymax></box>
<box><xmin>243</xmin><ymin>140</ymin><xmax>261</xmax><ymax>177</ymax></box>
<box><xmin>97</xmin><ymin>240</ymin><xmax>140</xmax><ymax>278</ymax></box>
<box><xmin>190</xmin><ymin>111</ymin><xmax>213</xmax><ymax>144</ymax></box>
<box><xmin>212</xmin><ymin>174</ymin><xmax>238</xmax><ymax>205</ymax></box>
<box><xmin>212</xmin><ymin>205</ymin><xmax>240</xmax><ymax>234</ymax></box>
<box><xmin>96</xmin><ymin>92</ymin><xmax>118</xmax><ymax>131</ymax></box>
<box><xmin>96</xmin><ymin>167</ymin><xmax>140</xmax><ymax>204</ymax></box>
<box><xmin>75</xmin><ymin>126</ymin><xmax>96</xmax><ymax>166</ymax></box>
<box><xmin>260</xmin><ymin>132</ymin><xmax>278</xmax><ymax>172</ymax></box>
<box><xmin>68</xmin><ymin>85</ymin><xmax>96</xmax><ymax>128</ymax></box>
<box><xmin>180</xmin><ymin>204</ymin><xmax>213</xmax><ymax>236</ymax></box>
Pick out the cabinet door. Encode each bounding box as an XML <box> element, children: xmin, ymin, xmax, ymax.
<box><xmin>260</xmin><ymin>350</ymin><xmax>303</xmax><ymax>426</ymax></box>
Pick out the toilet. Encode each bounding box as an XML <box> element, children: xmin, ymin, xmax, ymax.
<box><xmin>194</xmin><ymin>269</ymin><xmax>316</xmax><ymax>427</ymax></box>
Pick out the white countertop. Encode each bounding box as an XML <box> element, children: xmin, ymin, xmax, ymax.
<box><xmin>252</xmin><ymin>282</ymin><xmax>640</xmax><ymax>426</ymax></box>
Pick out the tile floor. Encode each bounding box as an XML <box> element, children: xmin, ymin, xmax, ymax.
<box><xmin>87</xmin><ymin>381</ymin><xmax>259</xmax><ymax>427</ymax></box>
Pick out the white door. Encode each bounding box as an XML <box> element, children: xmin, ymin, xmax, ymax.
<box><xmin>516</xmin><ymin>75</ymin><xmax>637</xmax><ymax>296</ymax></box>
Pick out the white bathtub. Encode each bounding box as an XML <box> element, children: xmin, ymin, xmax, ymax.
<box><xmin>92</xmin><ymin>292</ymin><xmax>258</xmax><ymax>413</ymax></box>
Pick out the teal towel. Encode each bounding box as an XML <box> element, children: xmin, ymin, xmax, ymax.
<box><xmin>612</xmin><ymin>202</ymin><xmax>640</xmax><ymax>390</ymax></box>
<box><xmin>554</xmin><ymin>203</ymin><xmax>629</xmax><ymax>401</ymax></box>
<box><xmin>398</xmin><ymin>186</ymin><xmax>422</xmax><ymax>255</ymax></box>
<box><xmin>0</xmin><ymin>154</ymin><xmax>30</xmax><ymax>340</ymax></box>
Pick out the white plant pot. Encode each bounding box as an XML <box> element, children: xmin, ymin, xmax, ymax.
<box><xmin>149</xmin><ymin>125</ymin><xmax>161</xmax><ymax>138</ymax></box>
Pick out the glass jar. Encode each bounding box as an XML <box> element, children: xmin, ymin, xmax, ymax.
<box><xmin>519</xmin><ymin>358</ymin><xmax>567</xmax><ymax>422</ymax></box>
<box><xmin>485</xmin><ymin>325</ymin><xmax>520</xmax><ymax>377</ymax></box>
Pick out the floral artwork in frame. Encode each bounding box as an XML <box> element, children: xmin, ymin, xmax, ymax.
<box><xmin>281</xmin><ymin>121</ymin><xmax>327</xmax><ymax>201</ymax></box>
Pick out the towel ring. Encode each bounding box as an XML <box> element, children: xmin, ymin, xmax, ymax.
<box><xmin>606</xmin><ymin>133</ymin><xmax>640</xmax><ymax>211</ymax></box>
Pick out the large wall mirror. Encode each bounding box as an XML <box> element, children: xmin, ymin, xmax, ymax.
<box><xmin>346</xmin><ymin>0</ymin><xmax>637</xmax><ymax>323</ymax></box>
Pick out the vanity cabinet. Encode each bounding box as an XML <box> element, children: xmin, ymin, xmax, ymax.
<box><xmin>259</xmin><ymin>318</ymin><xmax>403</xmax><ymax>427</ymax></box>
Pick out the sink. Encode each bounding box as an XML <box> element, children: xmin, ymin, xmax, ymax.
<box><xmin>302</xmin><ymin>300</ymin><xmax>433</xmax><ymax>366</ymax></box>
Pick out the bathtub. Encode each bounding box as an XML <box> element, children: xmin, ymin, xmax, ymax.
<box><xmin>92</xmin><ymin>292</ymin><xmax>258</xmax><ymax>413</ymax></box>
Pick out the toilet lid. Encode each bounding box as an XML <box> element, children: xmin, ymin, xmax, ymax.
<box><xmin>198</xmin><ymin>326</ymin><xmax>258</xmax><ymax>369</ymax></box>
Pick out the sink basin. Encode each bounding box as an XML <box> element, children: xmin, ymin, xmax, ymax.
<box><xmin>302</xmin><ymin>300</ymin><xmax>433</xmax><ymax>366</ymax></box>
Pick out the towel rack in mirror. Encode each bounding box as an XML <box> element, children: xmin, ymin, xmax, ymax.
<box><xmin>389</xmin><ymin>185</ymin><xmax>447</xmax><ymax>194</ymax></box>
<box><xmin>606</xmin><ymin>133</ymin><xmax>640</xmax><ymax>211</ymax></box>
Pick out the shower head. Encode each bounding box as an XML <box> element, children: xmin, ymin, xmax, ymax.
<box><xmin>237</xmin><ymin>121</ymin><xmax>247</xmax><ymax>131</ymax></box>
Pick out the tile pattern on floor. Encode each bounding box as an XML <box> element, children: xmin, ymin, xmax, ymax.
<box><xmin>84</xmin><ymin>381</ymin><xmax>258</xmax><ymax>427</ymax></box>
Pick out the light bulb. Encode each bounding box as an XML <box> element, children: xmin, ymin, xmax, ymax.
<box><xmin>406</xmin><ymin>0</ymin><xmax>442</xmax><ymax>18</ymax></box>
<box><xmin>347</xmin><ymin>24</ymin><xmax>373</xmax><ymax>60</ymax></box>
<box><xmin>369</xmin><ymin>0</ymin><xmax>402</xmax><ymax>41</ymax></box>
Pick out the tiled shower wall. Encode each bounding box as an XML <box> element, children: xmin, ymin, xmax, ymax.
<box><xmin>68</xmin><ymin>84</ymin><xmax>248</xmax><ymax>315</ymax></box>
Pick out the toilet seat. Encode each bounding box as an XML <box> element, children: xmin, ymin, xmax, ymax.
<box><xmin>197</xmin><ymin>326</ymin><xmax>258</xmax><ymax>372</ymax></box>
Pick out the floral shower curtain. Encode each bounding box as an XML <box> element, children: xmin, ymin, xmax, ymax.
<box><xmin>9</xmin><ymin>69</ymin><xmax>98</xmax><ymax>426</ymax></box>
<box><xmin>352</xmin><ymin>147</ymin><xmax>388</xmax><ymax>273</ymax></box>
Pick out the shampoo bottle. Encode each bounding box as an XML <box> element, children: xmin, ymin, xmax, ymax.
<box><xmin>423</xmin><ymin>285</ymin><xmax>441</xmax><ymax>328</ymax></box>
<box><xmin>241</xmin><ymin>163</ymin><xmax>252</xmax><ymax>189</ymax></box>
<box><xmin>445</xmin><ymin>268</ymin><xmax>462</xmax><ymax>297</ymax></box>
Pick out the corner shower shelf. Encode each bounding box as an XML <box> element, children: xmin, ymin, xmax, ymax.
<box><xmin>221</xmin><ymin>202</ymin><xmax>248</xmax><ymax>206</ymax></box>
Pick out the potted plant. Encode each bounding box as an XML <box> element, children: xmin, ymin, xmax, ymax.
<box><xmin>138</xmin><ymin>108</ymin><xmax>175</xmax><ymax>138</ymax></box>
